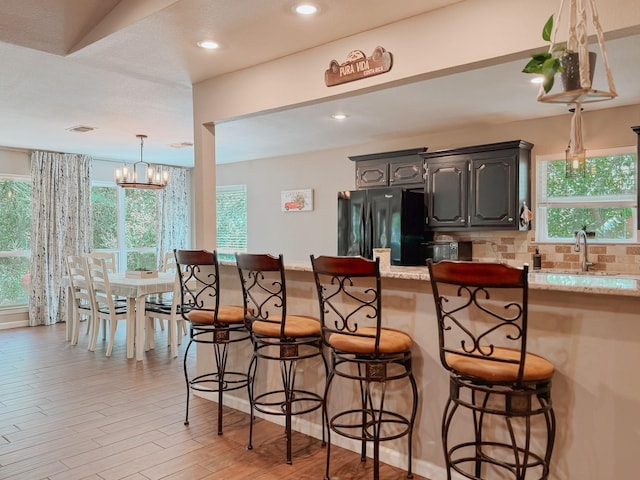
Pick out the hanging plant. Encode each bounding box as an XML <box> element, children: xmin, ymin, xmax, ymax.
<box><xmin>522</xmin><ymin>15</ymin><xmax>572</xmax><ymax>93</ymax></box>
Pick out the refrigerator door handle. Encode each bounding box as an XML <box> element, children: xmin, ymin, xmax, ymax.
<box><xmin>359</xmin><ymin>206</ymin><xmax>366</xmax><ymax>257</ymax></box>
<box><xmin>365</xmin><ymin>206</ymin><xmax>373</xmax><ymax>259</ymax></box>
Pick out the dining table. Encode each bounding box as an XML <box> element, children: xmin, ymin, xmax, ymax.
<box><xmin>107</xmin><ymin>271</ymin><xmax>179</xmax><ymax>361</ymax></box>
<box><xmin>65</xmin><ymin>270</ymin><xmax>179</xmax><ymax>360</ymax></box>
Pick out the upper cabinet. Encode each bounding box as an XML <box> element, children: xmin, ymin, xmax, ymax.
<box><xmin>350</xmin><ymin>147</ymin><xmax>427</xmax><ymax>190</ymax></box>
<box><xmin>422</xmin><ymin>140</ymin><xmax>532</xmax><ymax>231</ymax></box>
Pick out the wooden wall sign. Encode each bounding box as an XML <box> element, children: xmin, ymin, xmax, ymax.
<box><xmin>324</xmin><ymin>46</ymin><xmax>393</xmax><ymax>87</ymax></box>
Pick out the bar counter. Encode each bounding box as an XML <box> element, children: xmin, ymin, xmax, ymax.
<box><xmin>193</xmin><ymin>262</ymin><xmax>640</xmax><ymax>480</ymax></box>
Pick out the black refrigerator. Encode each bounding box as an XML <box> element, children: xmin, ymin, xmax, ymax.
<box><xmin>337</xmin><ymin>187</ymin><xmax>428</xmax><ymax>266</ymax></box>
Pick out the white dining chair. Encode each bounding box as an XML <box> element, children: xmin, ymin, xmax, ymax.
<box><xmin>144</xmin><ymin>270</ymin><xmax>183</xmax><ymax>357</ymax></box>
<box><xmin>85</xmin><ymin>256</ymin><xmax>131</xmax><ymax>356</ymax></box>
<box><xmin>65</xmin><ymin>255</ymin><xmax>97</xmax><ymax>346</ymax></box>
<box><xmin>85</xmin><ymin>251</ymin><xmax>118</xmax><ymax>273</ymax></box>
<box><xmin>144</xmin><ymin>251</ymin><xmax>186</xmax><ymax>356</ymax></box>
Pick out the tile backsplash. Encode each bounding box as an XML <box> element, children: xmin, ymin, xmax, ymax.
<box><xmin>436</xmin><ymin>231</ymin><xmax>640</xmax><ymax>275</ymax></box>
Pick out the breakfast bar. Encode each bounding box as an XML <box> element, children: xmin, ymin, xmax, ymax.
<box><xmin>192</xmin><ymin>262</ymin><xmax>640</xmax><ymax>480</ymax></box>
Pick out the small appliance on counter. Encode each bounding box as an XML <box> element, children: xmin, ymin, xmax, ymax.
<box><xmin>421</xmin><ymin>241</ymin><xmax>473</xmax><ymax>263</ymax></box>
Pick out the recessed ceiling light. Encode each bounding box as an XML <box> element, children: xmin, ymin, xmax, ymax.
<box><xmin>530</xmin><ymin>76</ymin><xmax>544</xmax><ymax>84</ymax></box>
<box><xmin>197</xmin><ymin>40</ymin><xmax>219</xmax><ymax>50</ymax></box>
<box><xmin>331</xmin><ymin>113</ymin><xmax>347</xmax><ymax>120</ymax></box>
<box><xmin>294</xmin><ymin>3</ymin><xmax>318</xmax><ymax>15</ymax></box>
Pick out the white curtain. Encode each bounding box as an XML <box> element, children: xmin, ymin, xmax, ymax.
<box><xmin>29</xmin><ymin>152</ymin><xmax>92</xmax><ymax>326</ymax></box>
<box><xmin>156</xmin><ymin>166</ymin><xmax>191</xmax><ymax>267</ymax></box>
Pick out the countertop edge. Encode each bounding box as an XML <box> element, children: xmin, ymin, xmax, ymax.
<box><xmin>219</xmin><ymin>261</ymin><xmax>640</xmax><ymax>297</ymax></box>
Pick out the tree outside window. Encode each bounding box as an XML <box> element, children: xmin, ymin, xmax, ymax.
<box><xmin>216</xmin><ymin>185</ymin><xmax>247</xmax><ymax>261</ymax></box>
<box><xmin>91</xmin><ymin>185</ymin><xmax>158</xmax><ymax>271</ymax></box>
<box><xmin>0</xmin><ymin>178</ymin><xmax>31</xmax><ymax>307</ymax></box>
<box><xmin>536</xmin><ymin>147</ymin><xmax>637</xmax><ymax>242</ymax></box>
<box><xmin>125</xmin><ymin>188</ymin><xmax>157</xmax><ymax>270</ymax></box>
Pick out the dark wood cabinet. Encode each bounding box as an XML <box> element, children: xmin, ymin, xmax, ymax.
<box><xmin>422</xmin><ymin>140</ymin><xmax>532</xmax><ymax>231</ymax></box>
<box><xmin>425</xmin><ymin>158</ymin><xmax>468</xmax><ymax>228</ymax></box>
<box><xmin>350</xmin><ymin>147</ymin><xmax>427</xmax><ymax>189</ymax></box>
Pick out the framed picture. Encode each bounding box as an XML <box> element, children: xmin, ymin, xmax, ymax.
<box><xmin>281</xmin><ymin>189</ymin><xmax>313</xmax><ymax>212</ymax></box>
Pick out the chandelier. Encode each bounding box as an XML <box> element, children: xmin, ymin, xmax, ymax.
<box><xmin>114</xmin><ymin>134</ymin><xmax>170</xmax><ymax>189</ymax></box>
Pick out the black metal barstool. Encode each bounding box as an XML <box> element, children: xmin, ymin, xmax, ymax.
<box><xmin>175</xmin><ymin>249</ymin><xmax>251</xmax><ymax>434</ymax></box>
<box><xmin>427</xmin><ymin>259</ymin><xmax>555</xmax><ymax>480</ymax></box>
<box><xmin>235</xmin><ymin>252</ymin><xmax>328</xmax><ymax>464</ymax></box>
<box><xmin>310</xmin><ymin>255</ymin><xmax>418</xmax><ymax>480</ymax></box>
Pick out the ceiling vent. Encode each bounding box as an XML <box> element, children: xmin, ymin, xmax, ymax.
<box><xmin>170</xmin><ymin>141</ymin><xmax>194</xmax><ymax>149</ymax></box>
<box><xmin>66</xmin><ymin>125</ymin><xmax>96</xmax><ymax>133</ymax></box>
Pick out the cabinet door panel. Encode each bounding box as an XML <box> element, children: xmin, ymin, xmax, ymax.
<box><xmin>389</xmin><ymin>158</ymin><xmax>423</xmax><ymax>186</ymax></box>
<box><xmin>426</xmin><ymin>159</ymin><xmax>468</xmax><ymax>229</ymax></box>
<box><xmin>356</xmin><ymin>161</ymin><xmax>388</xmax><ymax>188</ymax></box>
<box><xmin>470</xmin><ymin>156</ymin><xmax>516</xmax><ymax>227</ymax></box>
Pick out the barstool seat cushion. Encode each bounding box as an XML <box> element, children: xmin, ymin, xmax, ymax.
<box><xmin>252</xmin><ymin>314</ymin><xmax>321</xmax><ymax>338</ymax></box>
<box><xmin>187</xmin><ymin>305</ymin><xmax>245</xmax><ymax>325</ymax></box>
<box><xmin>446</xmin><ymin>347</ymin><xmax>554</xmax><ymax>383</ymax></box>
<box><xmin>329</xmin><ymin>326</ymin><xmax>412</xmax><ymax>355</ymax></box>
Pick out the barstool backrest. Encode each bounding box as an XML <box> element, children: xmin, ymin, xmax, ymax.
<box><xmin>174</xmin><ymin>249</ymin><xmax>220</xmax><ymax>321</ymax></box>
<box><xmin>310</xmin><ymin>255</ymin><xmax>384</xmax><ymax>356</ymax></box>
<box><xmin>235</xmin><ymin>253</ymin><xmax>287</xmax><ymax>336</ymax></box>
<box><xmin>426</xmin><ymin>259</ymin><xmax>530</xmax><ymax>385</ymax></box>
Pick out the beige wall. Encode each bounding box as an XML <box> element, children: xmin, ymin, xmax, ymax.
<box><xmin>217</xmin><ymin>104</ymin><xmax>640</xmax><ymax>265</ymax></box>
<box><xmin>195</xmin><ymin>0</ymin><xmax>640</xmax><ymax>259</ymax></box>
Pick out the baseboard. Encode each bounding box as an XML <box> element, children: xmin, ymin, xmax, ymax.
<box><xmin>0</xmin><ymin>319</ymin><xmax>29</xmax><ymax>330</ymax></box>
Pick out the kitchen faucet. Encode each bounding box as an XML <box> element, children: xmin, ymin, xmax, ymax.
<box><xmin>574</xmin><ymin>228</ymin><xmax>594</xmax><ymax>272</ymax></box>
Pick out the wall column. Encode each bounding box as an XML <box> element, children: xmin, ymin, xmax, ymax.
<box><xmin>193</xmin><ymin>122</ymin><xmax>216</xmax><ymax>250</ymax></box>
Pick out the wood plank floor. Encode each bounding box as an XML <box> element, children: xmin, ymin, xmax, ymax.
<box><xmin>0</xmin><ymin>323</ymin><xmax>431</xmax><ymax>480</ymax></box>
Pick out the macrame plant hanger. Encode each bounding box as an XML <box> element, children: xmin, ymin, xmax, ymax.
<box><xmin>537</xmin><ymin>0</ymin><xmax>617</xmax><ymax>168</ymax></box>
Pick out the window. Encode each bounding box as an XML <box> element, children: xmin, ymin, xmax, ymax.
<box><xmin>0</xmin><ymin>177</ymin><xmax>31</xmax><ymax>307</ymax></box>
<box><xmin>124</xmin><ymin>188</ymin><xmax>158</xmax><ymax>270</ymax></box>
<box><xmin>216</xmin><ymin>185</ymin><xmax>247</xmax><ymax>261</ymax></box>
<box><xmin>536</xmin><ymin>147</ymin><xmax>637</xmax><ymax>243</ymax></box>
<box><xmin>91</xmin><ymin>184</ymin><xmax>158</xmax><ymax>271</ymax></box>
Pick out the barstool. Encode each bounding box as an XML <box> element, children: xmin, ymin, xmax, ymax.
<box><xmin>175</xmin><ymin>249</ymin><xmax>251</xmax><ymax>434</ymax></box>
<box><xmin>310</xmin><ymin>255</ymin><xmax>418</xmax><ymax>480</ymax></box>
<box><xmin>235</xmin><ymin>253</ymin><xmax>327</xmax><ymax>465</ymax></box>
<box><xmin>427</xmin><ymin>259</ymin><xmax>555</xmax><ymax>480</ymax></box>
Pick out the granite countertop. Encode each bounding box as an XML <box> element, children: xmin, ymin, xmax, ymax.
<box><xmin>221</xmin><ymin>261</ymin><xmax>640</xmax><ymax>297</ymax></box>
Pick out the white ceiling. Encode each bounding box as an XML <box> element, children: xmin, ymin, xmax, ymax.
<box><xmin>0</xmin><ymin>0</ymin><xmax>638</xmax><ymax>167</ymax></box>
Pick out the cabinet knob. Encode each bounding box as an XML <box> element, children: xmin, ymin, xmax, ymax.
<box><xmin>508</xmin><ymin>217</ymin><xmax>513</xmax><ymax>221</ymax></box>
<box><xmin>460</xmin><ymin>218</ymin><xmax>465</xmax><ymax>223</ymax></box>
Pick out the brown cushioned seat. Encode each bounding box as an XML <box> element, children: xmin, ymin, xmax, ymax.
<box><xmin>446</xmin><ymin>347</ymin><xmax>554</xmax><ymax>383</ymax></box>
<box><xmin>328</xmin><ymin>326</ymin><xmax>413</xmax><ymax>354</ymax></box>
<box><xmin>251</xmin><ymin>314</ymin><xmax>321</xmax><ymax>337</ymax></box>
<box><xmin>186</xmin><ymin>305</ymin><xmax>245</xmax><ymax>325</ymax></box>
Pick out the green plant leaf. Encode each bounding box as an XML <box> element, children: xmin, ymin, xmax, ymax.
<box><xmin>542</xmin><ymin>14</ymin><xmax>554</xmax><ymax>42</ymax></box>
<box><xmin>522</xmin><ymin>53</ymin><xmax>552</xmax><ymax>74</ymax></box>
<box><xmin>541</xmin><ymin>57</ymin><xmax>560</xmax><ymax>93</ymax></box>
